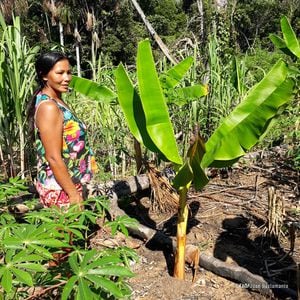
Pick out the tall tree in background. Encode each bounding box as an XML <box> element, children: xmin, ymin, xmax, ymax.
<box><xmin>130</xmin><ymin>0</ymin><xmax>177</xmax><ymax>64</ymax></box>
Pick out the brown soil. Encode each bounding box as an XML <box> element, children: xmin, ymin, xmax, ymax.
<box><xmin>122</xmin><ymin>148</ymin><xmax>299</xmax><ymax>300</ymax></box>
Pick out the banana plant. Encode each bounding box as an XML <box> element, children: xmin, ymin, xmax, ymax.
<box><xmin>269</xmin><ymin>16</ymin><xmax>300</xmax><ymax>60</ymax></box>
<box><xmin>114</xmin><ymin>39</ymin><xmax>294</xmax><ymax>280</ymax></box>
<box><xmin>70</xmin><ymin>31</ymin><xmax>295</xmax><ymax>279</ymax></box>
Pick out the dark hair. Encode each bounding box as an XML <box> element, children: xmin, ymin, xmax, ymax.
<box><xmin>27</xmin><ymin>51</ymin><xmax>69</xmax><ymax>141</ymax></box>
<box><xmin>35</xmin><ymin>51</ymin><xmax>69</xmax><ymax>88</ymax></box>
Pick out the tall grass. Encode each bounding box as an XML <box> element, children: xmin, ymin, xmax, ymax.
<box><xmin>66</xmin><ymin>55</ymin><xmax>137</xmax><ymax>180</ymax></box>
<box><xmin>0</xmin><ymin>14</ymin><xmax>39</xmax><ymax>178</ymax></box>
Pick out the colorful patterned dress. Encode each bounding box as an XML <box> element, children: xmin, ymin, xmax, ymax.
<box><xmin>34</xmin><ymin>92</ymin><xmax>97</xmax><ymax>207</ymax></box>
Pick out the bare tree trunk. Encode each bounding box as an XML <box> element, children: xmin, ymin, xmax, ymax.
<box><xmin>74</xmin><ymin>21</ymin><xmax>81</xmax><ymax>77</ymax></box>
<box><xmin>215</xmin><ymin>0</ymin><xmax>227</xmax><ymax>10</ymax></box>
<box><xmin>196</xmin><ymin>0</ymin><xmax>204</xmax><ymax>41</ymax></box>
<box><xmin>59</xmin><ymin>21</ymin><xmax>64</xmax><ymax>49</ymax></box>
<box><xmin>129</xmin><ymin>0</ymin><xmax>177</xmax><ymax>64</ymax></box>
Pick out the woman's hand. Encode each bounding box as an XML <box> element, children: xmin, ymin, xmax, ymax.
<box><xmin>69</xmin><ymin>193</ymin><xmax>84</xmax><ymax>210</ymax></box>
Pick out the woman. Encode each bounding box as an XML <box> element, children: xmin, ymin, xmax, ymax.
<box><xmin>28</xmin><ymin>51</ymin><xmax>97</xmax><ymax>209</ymax></box>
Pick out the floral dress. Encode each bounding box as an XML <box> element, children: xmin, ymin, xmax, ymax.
<box><xmin>34</xmin><ymin>93</ymin><xmax>97</xmax><ymax>207</ymax></box>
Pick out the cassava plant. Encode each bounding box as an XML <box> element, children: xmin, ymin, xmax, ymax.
<box><xmin>0</xmin><ymin>179</ymin><xmax>137</xmax><ymax>299</ymax></box>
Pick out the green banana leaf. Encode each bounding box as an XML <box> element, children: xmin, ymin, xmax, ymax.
<box><xmin>201</xmin><ymin>60</ymin><xmax>294</xmax><ymax>168</ymax></box>
<box><xmin>165</xmin><ymin>84</ymin><xmax>208</xmax><ymax>106</ymax></box>
<box><xmin>176</xmin><ymin>84</ymin><xmax>208</xmax><ymax>100</ymax></box>
<box><xmin>114</xmin><ymin>63</ymin><xmax>161</xmax><ymax>154</ymax></box>
<box><xmin>70</xmin><ymin>75</ymin><xmax>116</xmax><ymax>103</ymax></box>
<box><xmin>173</xmin><ymin>134</ymin><xmax>208</xmax><ymax>190</ymax></box>
<box><xmin>160</xmin><ymin>56</ymin><xmax>194</xmax><ymax>88</ymax></box>
<box><xmin>269</xmin><ymin>34</ymin><xmax>296</xmax><ymax>58</ymax></box>
<box><xmin>137</xmin><ymin>39</ymin><xmax>182</xmax><ymax>165</ymax></box>
<box><xmin>281</xmin><ymin>16</ymin><xmax>300</xmax><ymax>58</ymax></box>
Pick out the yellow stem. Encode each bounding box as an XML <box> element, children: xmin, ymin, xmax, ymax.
<box><xmin>174</xmin><ymin>184</ymin><xmax>190</xmax><ymax>279</ymax></box>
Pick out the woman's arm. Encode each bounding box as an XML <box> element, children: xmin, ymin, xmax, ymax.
<box><xmin>35</xmin><ymin>101</ymin><xmax>83</xmax><ymax>206</ymax></box>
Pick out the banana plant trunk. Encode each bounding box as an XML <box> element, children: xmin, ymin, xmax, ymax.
<box><xmin>174</xmin><ymin>184</ymin><xmax>190</xmax><ymax>279</ymax></box>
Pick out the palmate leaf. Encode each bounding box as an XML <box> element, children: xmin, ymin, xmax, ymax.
<box><xmin>88</xmin><ymin>265</ymin><xmax>134</xmax><ymax>277</ymax></box>
<box><xmin>11</xmin><ymin>268</ymin><xmax>33</xmax><ymax>286</ymax></box>
<box><xmin>69</xmin><ymin>75</ymin><xmax>116</xmax><ymax>104</ymax></box>
<box><xmin>61</xmin><ymin>275</ymin><xmax>77</xmax><ymax>300</ymax></box>
<box><xmin>137</xmin><ymin>39</ymin><xmax>182</xmax><ymax>165</ymax></box>
<box><xmin>85</xmin><ymin>275</ymin><xmax>124</xmax><ymax>298</ymax></box>
<box><xmin>78</xmin><ymin>278</ymin><xmax>95</xmax><ymax>300</ymax></box>
<box><xmin>201</xmin><ymin>60</ymin><xmax>294</xmax><ymax>168</ymax></box>
<box><xmin>1</xmin><ymin>269</ymin><xmax>12</xmax><ymax>293</ymax></box>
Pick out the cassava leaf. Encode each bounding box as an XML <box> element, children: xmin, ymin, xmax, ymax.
<box><xmin>88</xmin><ymin>265</ymin><xmax>134</xmax><ymax>277</ymax></box>
<box><xmin>61</xmin><ymin>275</ymin><xmax>78</xmax><ymax>300</ymax></box>
<box><xmin>85</xmin><ymin>275</ymin><xmax>124</xmax><ymax>298</ymax></box>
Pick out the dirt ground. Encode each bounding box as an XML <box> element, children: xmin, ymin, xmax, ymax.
<box><xmin>120</xmin><ymin>148</ymin><xmax>299</xmax><ymax>300</ymax></box>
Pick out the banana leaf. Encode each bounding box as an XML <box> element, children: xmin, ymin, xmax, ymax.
<box><xmin>281</xmin><ymin>16</ymin><xmax>300</xmax><ymax>59</ymax></box>
<box><xmin>165</xmin><ymin>84</ymin><xmax>208</xmax><ymax>106</ymax></box>
<box><xmin>201</xmin><ymin>60</ymin><xmax>294</xmax><ymax>168</ymax></box>
<box><xmin>160</xmin><ymin>56</ymin><xmax>194</xmax><ymax>88</ymax></box>
<box><xmin>269</xmin><ymin>34</ymin><xmax>296</xmax><ymax>58</ymax></box>
<box><xmin>173</xmin><ymin>134</ymin><xmax>208</xmax><ymax>190</ymax></box>
<box><xmin>137</xmin><ymin>39</ymin><xmax>182</xmax><ymax>165</ymax></box>
<box><xmin>70</xmin><ymin>75</ymin><xmax>116</xmax><ymax>103</ymax></box>
<box><xmin>114</xmin><ymin>63</ymin><xmax>162</xmax><ymax>154</ymax></box>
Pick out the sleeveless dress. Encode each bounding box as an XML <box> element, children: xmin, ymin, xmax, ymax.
<box><xmin>34</xmin><ymin>92</ymin><xmax>97</xmax><ymax>207</ymax></box>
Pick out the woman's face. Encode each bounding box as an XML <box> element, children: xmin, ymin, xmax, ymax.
<box><xmin>43</xmin><ymin>59</ymin><xmax>72</xmax><ymax>94</ymax></box>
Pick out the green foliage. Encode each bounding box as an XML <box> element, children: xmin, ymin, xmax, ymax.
<box><xmin>173</xmin><ymin>134</ymin><xmax>208</xmax><ymax>190</ymax></box>
<box><xmin>70</xmin><ymin>75</ymin><xmax>116</xmax><ymax>104</ymax></box>
<box><xmin>115</xmin><ymin>39</ymin><xmax>207</xmax><ymax>165</ymax></box>
<box><xmin>0</xmin><ymin>180</ymin><xmax>137</xmax><ymax>299</ymax></box>
<box><xmin>0</xmin><ymin>249</ymin><xmax>46</xmax><ymax>293</ymax></box>
<box><xmin>105</xmin><ymin>215</ymin><xmax>138</xmax><ymax>237</ymax></box>
<box><xmin>0</xmin><ymin>13</ymin><xmax>39</xmax><ymax>177</ymax></box>
<box><xmin>270</xmin><ymin>16</ymin><xmax>300</xmax><ymax>60</ymax></box>
<box><xmin>115</xmin><ymin>47</ymin><xmax>183</xmax><ymax>164</ymax></box>
<box><xmin>0</xmin><ymin>177</ymin><xmax>29</xmax><ymax>204</ymax></box>
<box><xmin>202</xmin><ymin>60</ymin><xmax>294</xmax><ymax>168</ymax></box>
<box><xmin>61</xmin><ymin>249</ymin><xmax>133</xmax><ymax>300</ymax></box>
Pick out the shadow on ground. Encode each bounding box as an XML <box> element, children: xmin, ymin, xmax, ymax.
<box><xmin>213</xmin><ymin>216</ymin><xmax>298</xmax><ymax>299</ymax></box>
